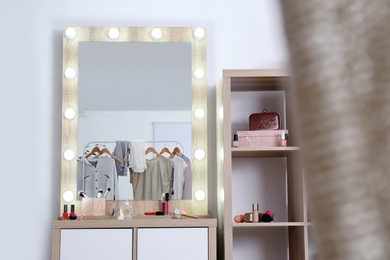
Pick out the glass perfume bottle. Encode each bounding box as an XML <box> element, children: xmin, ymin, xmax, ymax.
<box><xmin>120</xmin><ymin>201</ymin><xmax>133</xmax><ymax>220</ymax></box>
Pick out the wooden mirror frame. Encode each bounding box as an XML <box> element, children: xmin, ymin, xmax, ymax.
<box><xmin>60</xmin><ymin>26</ymin><xmax>208</xmax><ymax>216</ymax></box>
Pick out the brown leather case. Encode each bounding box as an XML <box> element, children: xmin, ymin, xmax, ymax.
<box><xmin>249</xmin><ymin>110</ymin><xmax>281</xmax><ymax>130</ymax></box>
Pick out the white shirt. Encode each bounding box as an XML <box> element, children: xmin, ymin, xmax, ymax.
<box><xmin>170</xmin><ymin>155</ymin><xmax>188</xmax><ymax>200</ymax></box>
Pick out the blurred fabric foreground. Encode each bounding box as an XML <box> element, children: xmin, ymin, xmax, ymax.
<box><xmin>280</xmin><ymin>1</ymin><xmax>390</xmax><ymax>259</ymax></box>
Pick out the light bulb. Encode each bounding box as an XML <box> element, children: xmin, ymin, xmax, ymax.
<box><xmin>219</xmin><ymin>147</ymin><xmax>224</xmax><ymax>161</ymax></box>
<box><xmin>65</xmin><ymin>27</ymin><xmax>76</xmax><ymax>40</ymax></box>
<box><xmin>63</xmin><ymin>191</ymin><xmax>74</xmax><ymax>202</ymax></box>
<box><xmin>193</xmin><ymin>68</ymin><xmax>205</xmax><ymax>80</ymax></box>
<box><xmin>194</xmin><ymin>108</ymin><xmax>205</xmax><ymax>120</ymax></box>
<box><xmin>194</xmin><ymin>149</ymin><xmax>205</xmax><ymax>160</ymax></box>
<box><xmin>64</xmin><ymin>68</ymin><xmax>76</xmax><ymax>80</ymax></box>
<box><xmin>64</xmin><ymin>108</ymin><xmax>76</xmax><ymax>120</ymax></box>
<box><xmin>151</xmin><ymin>28</ymin><xmax>162</xmax><ymax>40</ymax></box>
<box><xmin>193</xmin><ymin>28</ymin><xmax>205</xmax><ymax>40</ymax></box>
<box><xmin>219</xmin><ymin>107</ymin><xmax>224</xmax><ymax>120</ymax></box>
<box><xmin>64</xmin><ymin>149</ymin><xmax>75</xmax><ymax>161</ymax></box>
<box><xmin>194</xmin><ymin>190</ymin><xmax>206</xmax><ymax>201</ymax></box>
<box><xmin>108</xmin><ymin>28</ymin><xmax>120</xmax><ymax>40</ymax></box>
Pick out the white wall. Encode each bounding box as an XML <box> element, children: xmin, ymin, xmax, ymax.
<box><xmin>1</xmin><ymin>0</ymin><xmax>288</xmax><ymax>259</ymax></box>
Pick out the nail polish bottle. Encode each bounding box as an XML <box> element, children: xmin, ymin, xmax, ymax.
<box><xmin>233</xmin><ymin>134</ymin><xmax>239</xmax><ymax>147</ymax></box>
<box><xmin>62</xmin><ymin>204</ymin><xmax>69</xmax><ymax>220</ymax></box>
<box><xmin>279</xmin><ymin>132</ymin><xmax>287</xmax><ymax>147</ymax></box>
<box><xmin>252</xmin><ymin>203</ymin><xmax>259</xmax><ymax>222</ymax></box>
<box><xmin>69</xmin><ymin>204</ymin><xmax>77</xmax><ymax>220</ymax></box>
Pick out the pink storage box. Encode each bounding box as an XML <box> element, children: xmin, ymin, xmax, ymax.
<box><xmin>237</xmin><ymin>130</ymin><xmax>288</xmax><ymax>148</ymax></box>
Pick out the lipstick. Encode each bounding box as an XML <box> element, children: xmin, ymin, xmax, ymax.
<box><xmin>144</xmin><ymin>211</ymin><xmax>165</xmax><ymax>216</ymax></box>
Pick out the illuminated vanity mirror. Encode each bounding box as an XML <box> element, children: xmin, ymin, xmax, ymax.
<box><xmin>61</xmin><ymin>27</ymin><xmax>208</xmax><ymax>215</ymax></box>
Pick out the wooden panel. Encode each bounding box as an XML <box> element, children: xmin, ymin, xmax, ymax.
<box><xmin>52</xmin><ymin>219</ymin><xmax>216</xmax><ymax>260</ymax></box>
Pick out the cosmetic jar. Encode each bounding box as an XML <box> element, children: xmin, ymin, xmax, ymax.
<box><xmin>244</xmin><ymin>212</ymin><xmax>253</xmax><ymax>223</ymax></box>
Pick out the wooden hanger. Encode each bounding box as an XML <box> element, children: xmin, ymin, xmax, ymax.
<box><xmin>98</xmin><ymin>147</ymin><xmax>125</xmax><ymax>164</ymax></box>
<box><xmin>86</xmin><ymin>146</ymin><xmax>101</xmax><ymax>158</ymax></box>
<box><xmin>98</xmin><ymin>147</ymin><xmax>113</xmax><ymax>157</ymax></box>
<box><xmin>159</xmin><ymin>147</ymin><xmax>173</xmax><ymax>156</ymax></box>
<box><xmin>145</xmin><ymin>147</ymin><xmax>159</xmax><ymax>155</ymax></box>
<box><xmin>172</xmin><ymin>147</ymin><xmax>181</xmax><ymax>155</ymax></box>
<box><xmin>123</xmin><ymin>148</ymin><xmax>131</xmax><ymax>162</ymax></box>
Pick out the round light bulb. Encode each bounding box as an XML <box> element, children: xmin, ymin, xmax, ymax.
<box><xmin>64</xmin><ymin>149</ymin><xmax>76</xmax><ymax>161</ymax></box>
<box><xmin>194</xmin><ymin>149</ymin><xmax>205</xmax><ymax>160</ymax></box>
<box><xmin>193</xmin><ymin>68</ymin><xmax>205</xmax><ymax>80</ymax></box>
<box><xmin>151</xmin><ymin>28</ymin><xmax>162</xmax><ymax>40</ymax></box>
<box><xmin>65</xmin><ymin>27</ymin><xmax>76</xmax><ymax>40</ymax></box>
<box><xmin>64</xmin><ymin>108</ymin><xmax>76</xmax><ymax>120</ymax></box>
<box><xmin>63</xmin><ymin>191</ymin><xmax>74</xmax><ymax>202</ymax></box>
<box><xmin>108</xmin><ymin>28</ymin><xmax>120</xmax><ymax>40</ymax></box>
<box><xmin>219</xmin><ymin>107</ymin><xmax>224</xmax><ymax>120</ymax></box>
<box><xmin>193</xmin><ymin>28</ymin><xmax>205</xmax><ymax>40</ymax></box>
<box><xmin>219</xmin><ymin>147</ymin><xmax>224</xmax><ymax>161</ymax></box>
<box><xmin>194</xmin><ymin>190</ymin><xmax>206</xmax><ymax>201</ymax></box>
<box><xmin>64</xmin><ymin>68</ymin><xmax>76</xmax><ymax>80</ymax></box>
<box><xmin>194</xmin><ymin>108</ymin><xmax>205</xmax><ymax>120</ymax></box>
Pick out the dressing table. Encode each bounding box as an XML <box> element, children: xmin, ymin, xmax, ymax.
<box><xmin>52</xmin><ymin>26</ymin><xmax>216</xmax><ymax>260</ymax></box>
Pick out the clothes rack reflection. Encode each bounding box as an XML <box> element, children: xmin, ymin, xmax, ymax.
<box><xmin>77</xmin><ymin>140</ymin><xmax>191</xmax><ymax>201</ymax></box>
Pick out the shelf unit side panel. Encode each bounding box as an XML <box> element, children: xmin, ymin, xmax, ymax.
<box><xmin>222</xmin><ymin>76</ymin><xmax>234</xmax><ymax>260</ymax></box>
<box><xmin>287</xmin><ymin>153</ymin><xmax>305</xmax><ymax>222</ymax></box>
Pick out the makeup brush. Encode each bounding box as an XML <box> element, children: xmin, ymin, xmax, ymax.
<box><xmin>97</xmin><ymin>189</ymin><xmax>104</xmax><ymax>198</ymax></box>
<box><xmin>78</xmin><ymin>190</ymin><xmax>89</xmax><ymax>198</ymax></box>
<box><xmin>103</xmin><ymin>187</ymin><xmax>111</xmax><ymax>198</ymax></box>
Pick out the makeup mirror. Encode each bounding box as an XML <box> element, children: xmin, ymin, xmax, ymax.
<box><xmin>61</xmin><ymin>27</ymin><xmax>208</xmax><ymax>215</ymax></box>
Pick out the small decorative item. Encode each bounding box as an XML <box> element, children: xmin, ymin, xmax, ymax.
<box><xmin>237</xmin><ymin>130</ymin><xmax>288</xmax><ymax>148</ymax></box>
<box><xmin>262</xmin><ymin>210</ymin><xmax>274</xmax><ymax>222</ymax></box>
<box><xmin>249</xmin><ymin>109</ymin><xmax>281</xmax><ymax>130</ymax></box>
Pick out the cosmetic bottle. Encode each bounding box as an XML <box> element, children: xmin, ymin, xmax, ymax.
<box><xmin>279</xmin><ymin>132</ymin><xmax>287</xmax><ymax>147</ymax></box>
<box><xmin>69</xmin><ymin>204</ymin><xmax>77</xmax><ymax>220</ymax></box>
<box><xmin>62</xmin><ymin>204</ymin><xmax>69</xmax><ymax>220</ymax></box>
<box><xmin>164</xmin><ymin>193</ymin><xmax>170</xmax><ymax>215</ymax></box>
<box><xmin>252</xmin><ymin>203</ymin><xmax>259</xmax><ymax>222</ymax></box>
<box><xmin>120</xmin><ymin>201</ymin><xmax>133</xmax><ymax>220</ymax></box>
<box><xmin>232</xmin><ymin>134</ymin><xmax>239</xmax><ymax>147</ymax></box>
<box><xmin>161</xmin><ymin>193</ymin><xmax>166</xmax><ymax>214</ymax></box>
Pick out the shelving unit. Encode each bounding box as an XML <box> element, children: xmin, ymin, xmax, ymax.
<box><xmin>216</xmin><ymin>69</ymin><xmax>310</xmax><ymax>260</ymax></box>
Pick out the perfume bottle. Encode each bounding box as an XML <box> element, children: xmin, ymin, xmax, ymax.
<box><xmin>120</xmin><ymin>201</ymin><xmax>133</xmax><ymax>220</ymax></box>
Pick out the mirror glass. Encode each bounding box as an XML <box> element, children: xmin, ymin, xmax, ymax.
<box><xmin>61</xmin><ymin>27</ymin><xmax>208</xmax><ymax>215</ymax></box>
<box><xmin>77</xmin><ymin>42</ymin><xmax>192</xmax><ymax>200</ymax></box>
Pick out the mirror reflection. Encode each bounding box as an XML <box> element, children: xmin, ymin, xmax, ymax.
<box><xmin>77</xmin><ymin>42</ymin><xmax>193</xmax><ymax>200</ymax></box>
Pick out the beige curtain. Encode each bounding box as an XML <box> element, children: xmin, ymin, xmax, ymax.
<box><xmin>280</xmin><ymin>1</ymin><xmax>390</xmax><ymax>259</ymax></box>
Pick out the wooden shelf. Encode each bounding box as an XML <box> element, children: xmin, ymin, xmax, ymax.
<box><xmin>232</xmin><ymin>222</ymin><xmax>312</xmax><ymax>228</ymax></box>
<box><xmin>231</xmin><ymin>146</ymin><xmax>300</xmax><ymax>158</ymax></box>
